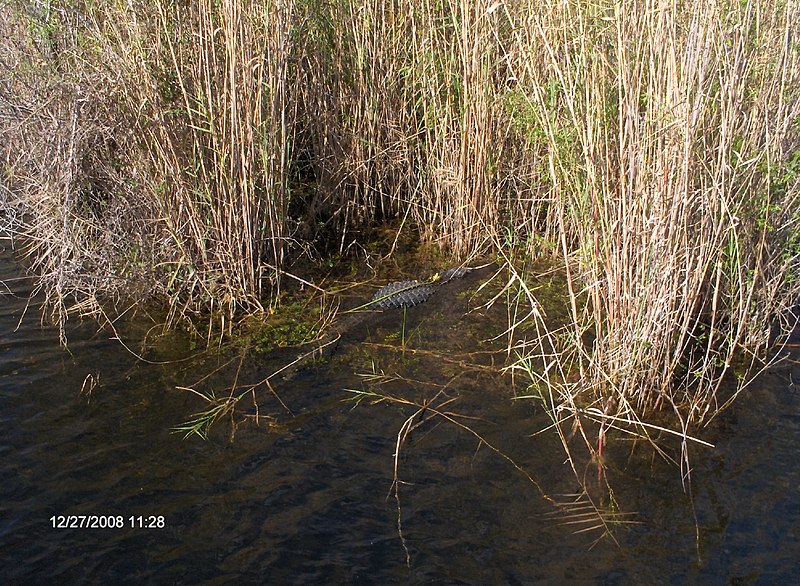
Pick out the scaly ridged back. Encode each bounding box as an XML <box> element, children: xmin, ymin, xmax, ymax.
<box><xmin>365</xmin><ymin>266</ymin><xmax>472</xmax><ymax>310</ymax></box>
<box><xmin>368</xmin><ymin>280</ymin><xmax>436</xmax><ymax>309</ymax></box>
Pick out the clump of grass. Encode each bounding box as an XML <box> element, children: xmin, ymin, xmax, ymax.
<box><xmin>293</xmin><ymin>0</ymin><xmax>523</xmax><ymax>256</ymax></box>
<box><xmin>501</xmin><ymin>0</ymin><xmax>800</xmax><ymax>480</ymax></box>
<box><xmin>1</xmin><ymin>0</ymin><xmax>296</xmax><ymax>338</ymax></box>
<box><xmin>172</xmin><ymin>390</ymin><xmax>243</xmax><ymax>441</ymax></box>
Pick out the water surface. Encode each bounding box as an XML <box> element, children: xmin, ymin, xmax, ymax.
<box><xmin>1</xmin><ymin>241</ymin><xmax>799</xmax><ymax>584</ymax></box>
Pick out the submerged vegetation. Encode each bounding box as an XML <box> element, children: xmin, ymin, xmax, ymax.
<box><xmin>2</xmin><ymin>0</ymin><xmax>800</xmax><ymax>486</ymax></box>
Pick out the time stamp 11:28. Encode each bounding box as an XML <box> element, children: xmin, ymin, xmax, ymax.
<box><xmin>50</xmin><ymin>515</ymin><xmax>165</xmax><ymax>529</ymax></box>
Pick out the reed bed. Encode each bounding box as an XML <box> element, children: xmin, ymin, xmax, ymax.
<box><xmin>1</xmin><ymin>0</ymin><xmax>296</xmax><ymax>334</ymax></box>
<box><xmin>2</xmin><ymin>0</ymin><xmax>799</xmax><ymax>467</ymax></box>
<box><xmin>501</xmin><ymin>0</ymin><xmax>800</xmax><ymax>475</ymax></box>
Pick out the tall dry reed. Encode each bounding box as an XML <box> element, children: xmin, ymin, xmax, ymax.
<box><xmin>294</xmin><ymin>0</ymin><xmax>517</xmax><ymax>254</ymax></box>
<box><xmin>1</xmin><ymin>0</ymin><xmax>296</xmax><ymax>335</ymax></box>
<box><xmin>96</xmin><ymin>0</ymin><xmax>298</xmax><ymax>319</ymax></box>
<box><xmin>503</xmin><ymin>0</ymin><xmax>800</xmax><ymax>473</ymax></box>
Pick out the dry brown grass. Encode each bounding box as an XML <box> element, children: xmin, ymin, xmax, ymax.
<box><xmin>1</xmin><ymin>1</ymin><xmax>296</xmax><ymax>336</ymax></box>
<box><xmin>500</xmin><ymin>0</ymin><xmax>800</xmax><ymax>480</ymax></box>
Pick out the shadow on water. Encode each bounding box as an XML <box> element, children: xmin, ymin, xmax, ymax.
<box><xmin>2</xmin><ymin>240</ymin><xmax>800</xmax><ymax>584</ymax></box>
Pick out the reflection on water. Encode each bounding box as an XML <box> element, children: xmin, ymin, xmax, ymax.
<box><xmin>1</xmin><ymin>239</ymin><xmax>799</xmax><ymax>583</ymax></box>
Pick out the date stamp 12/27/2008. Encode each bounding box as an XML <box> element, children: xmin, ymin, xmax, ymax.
<box><xmin>50</xmin><ymin>515</ymin><xmax>165</xmax><ymax>529</ymax></box>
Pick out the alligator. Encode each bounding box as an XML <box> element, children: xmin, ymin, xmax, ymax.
<box><xmin>362</xmin><ymin>266</ymin><xmax>471</xmax><ymax>310</ymax></box>
<box><xmin>254</xmin><ymin>264</ymin><xmax>482</xmax><ymax>386</ymax></box>
<box><xmin>286</xmin><ymin>265</ymin><xmax>477</xmax><ymax>368</ymax></box>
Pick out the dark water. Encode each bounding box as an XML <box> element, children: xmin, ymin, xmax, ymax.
<box><xmin>1</xmin><ymin>240</ymin><xmax>799</xmax><ymax>584</ymax></box>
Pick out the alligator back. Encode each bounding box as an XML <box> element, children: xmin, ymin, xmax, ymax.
<box><xmin>440</xmin><ymin>266</ymin><xmax>469</xmax><ymax>283</ymax></box>
<box><xmin>367</xmin><ymin>280</ymin><xmax>436</xmax><ymax>309</ymax></box>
